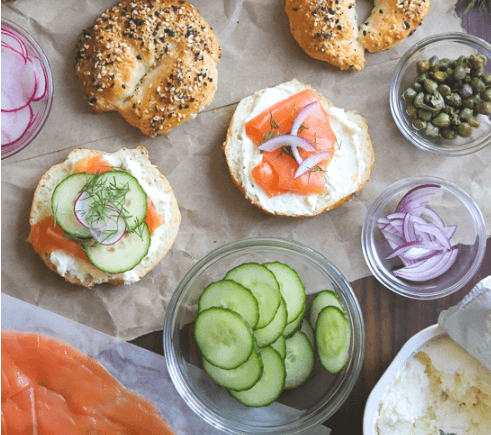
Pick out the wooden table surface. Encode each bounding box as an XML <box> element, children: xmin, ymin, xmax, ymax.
<box><xmin>129</xmin><ymin>3</ymin><xmax>491</xmax><ymax>433</ymax></box>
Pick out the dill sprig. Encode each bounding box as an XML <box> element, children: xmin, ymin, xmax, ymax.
<box><xmin>307</xmin><ymin>165</ymin><xmax>336</xmax><ymax>192</ymax></box>
<box><xmin>270</xmin><ymin>112</ymin><xmax>280</xmax><ymax>129</ymax></box>
<box><xmin>461</xmin><ymin>0</ymin><xmax>491</xmax><ymax>18</ymax></box>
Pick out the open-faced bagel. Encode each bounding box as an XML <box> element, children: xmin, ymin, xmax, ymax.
<box><xmin>285</xmin><ymin>0</ymin><xmax>365</xmax><ymax>71</ymax></box>
<box><xmin>358</xmin><ymin>0</ymin><xmax>431</xmax><ymax>52</ymax></box>
<box><xmin>28</xmin><ymin>146</ymin><xmax>181</xmax><ymax>287</ymax></box>
<box><xmin>223</xmin><ymin>79</ymin><xmax>375</xmax><ymax>218</ymax></box>
<box><xmin>75</xmin><ymin>0</ymin><xmax>220</xmax><ymax>138</ymax></box>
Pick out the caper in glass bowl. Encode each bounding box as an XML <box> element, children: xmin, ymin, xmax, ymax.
<box><xmin>390</xmin><ymin>33</ymin><xmax>491</xmax><ymax>156</ymax></box>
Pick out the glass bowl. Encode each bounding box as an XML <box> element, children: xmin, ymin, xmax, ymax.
<box><xmin>390</xmin><ymin>33</ymin><xmax>491</xmax><ymax>156</ymax></box>
<box><xmin>163</xmin><ymin>237</ymin><xmax>365</xmax><ymax>435</ymax></box>
<box><xmin>361</xmin><ymin>177</ymin><xmax>486</xmax><ymax>300</ymax></box>
<box><xmin>1</xmin><ymin>18</ymin><xmax>54</xmax><ymax>159</ymax></box>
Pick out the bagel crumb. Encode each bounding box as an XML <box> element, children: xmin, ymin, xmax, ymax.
<box><xmin>75</xmin><ymin>0</ymin><xmax>220</xmax><ymax>138</ymax></box>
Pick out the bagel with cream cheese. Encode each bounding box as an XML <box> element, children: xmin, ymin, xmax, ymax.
<box><xmin>28</xmin><ymin>146</ymin><xmax>181</xmax><ymax>287</ymax></box>
<box><xmin>285</xmin><ymin>0</ymin><xmax>365</xmax><ymax>71</ymax></box>
<box><xmin>74</xmin><ymin>0</ymin><xmax>220</xmax><ymax>138</ymax></box>
<box><xmin>223</xmin><ymin>79</ymin><xmax>375</xmax><ymax>218</ymax></box>
<box><xmin>358</xmin><ymin>0</ymin><xmax>430</xmax><ymax>52</ymax></box>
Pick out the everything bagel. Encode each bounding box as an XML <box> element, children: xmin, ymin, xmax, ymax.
<box><xmin>75</xmin><ymin>0</ymin><xmax>220</xmax><ymax>138</ymax></box>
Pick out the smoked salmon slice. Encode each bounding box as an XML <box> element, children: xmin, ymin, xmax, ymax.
<box><xmin>1</xmin><ymin>332</ymin><xmax>174</xmax><ymax>435</ymax></box>
<box><xmin>245</xmin><ymin>89</ymin><xmax>336</xmax><ymax>197</ymax></box>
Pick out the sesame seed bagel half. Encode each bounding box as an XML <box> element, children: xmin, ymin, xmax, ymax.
<box><xmin>75</xmin><ymin>0</ymin><xmax>220</xmax><ymax>138</ymax></box>
<box><xmin>285</xmin><ymin>0</ymin><xmax>365</xmax><ymax>71</ymax></box>
<box><xmin>358</xmin><ymin>0</ymin><xmax>431</xmax><ymax>52</ymax></box>
<box><xmin>223</xmin><ymin>79</ymin><xmax>375</xmax><ymax>218</ymax></box>
<box><xmin>28</xmin><ymin>146</ymin><xmax>181</xmax><ymax>287</ymax></box>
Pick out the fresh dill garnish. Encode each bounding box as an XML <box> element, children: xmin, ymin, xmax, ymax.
<box><xmin>297</xmin><ymin>123</ymin><xmax>309</xmax><ymax>134</ymax></box>
<box><xmin>259</xmin><ymin>130</ymin><xmax>276</xmax><ymax>146</ymax></box>
<box><xmin>270</xmin><ymin>112</ymin><xmax>280</xmax><ymax>129</ymax></box>
<box><xmin>307</xmin><ymin>165</ymin><xmax>336</xmax><ymax>192</ymax></box>
<box><xmin>127</xmin><ymin>221</ymin><xmax>145</xmax><ymax>239</ymax></box>
<box><xmin>280</xmin><ymin>146</ymin><xmax>294</xmax><ymax>158</ymax></box>
<box><xmin>336</xmin><ymin>139</ymin><xmax>342</xmax><ymax>150</ymax></box>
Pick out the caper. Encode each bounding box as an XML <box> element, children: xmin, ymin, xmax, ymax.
<box><xmin>460</xmin><ymin>83</ymin><xmax>473</xmax><ymax>99</ymax></box>
<box><xmin>429</xmin><ymin>55</ymin><xmax>440</xmax><ymax>67</ymax></box>
<box><xmin>413</xmin><ymin>82</ymin><xmax>423</xmax><ymax>92</ymax></box>
<box><xmin>438</xmin><ymin>84</ymin><xmax>452</xmax><ymax>97</ymax></box>
<box><xmin>424</xmin><ymin>123</ymin><xmax>440</xmax><ymax>137</ymax></box>
<box><xmin>404</xmin><ymin>87</ymin><xmax>417</xmax><ymax>102</ymax></box>
<box><xmin>477</xmin><ymin>54</ymin><xmax>487</xmax><ymax>65</ymax></box>
<box><xmin>452</xmin><ymin>79</ymin><xmax>463</xmax><ymax>91</ymax></box>
<box><xmin>472</xmin><ymin>63</ymin><xmax>484</xmax><ymax>77</ymax></box>
<box><xmin>482</xmin><ymin>73</ymin><xmax>491</xmax><ymax>86</ymax></box>
<box><xmin>430</xmin><ymin>64</ymin><xmax>444</xmax><ymax>74</ymax></box>
<box><xmin>440</xmin><ymin>128</ymin><xmax>457</xmax><ymax>140</ymax></box>
<box><xmin>446</xmin><ymin>93</ymin><xmax>462</xmax><ymax>107</ymax></box>
<box><xmin>415</xmin><ymin>72</ymin><xmax>429</xmax><ymax>83</ymax></box>
<box><xmin>457</xmin><ymin>122</ymin><xmax>472</xmax><ymax>137</ymax></box>
<box><xmin>418</xmin><ymin>109</ymin><xmax>434</xmax><ymax>121</ymax></box>
<box><xmin>413</xmin><ymin>119</ymin><xmax>427</xmax><ymax>130</ymax></box>
<box><xmin>462</xmin><ymin>94</ymin><xmax>481</xmax><ymax>109</ymax></box>
<box><xmin>432</xmin><ymin>112</ymin><xmax>451</xmax><ymax>128</ymax></box>
<box><xmin>406</xmin><ymin>103</ymin><xmax>417</xmax><ymax>118</ymax></box>
<box><xmin>416</xmin><ymin>59</ymin><xmax>430</xmax><ymax>73</ymax></box>
<box><xmin>429</xmin><ymin>92</ymin><xmax>445</xmax><ymax>111</ymax></box>
<box><xmin>438</xmin><ymin>58</ymin><xmax>452</xmax><ymax>69</ymax></box>
<box><xmin>432</xmin><ymin>71</ymin><xmax>446</xmax><ymax>83</ymax></box>
<box><xmin>470</xmin><ymin>77</ymin><xmax>486</xmax><ymax>93</ymax></box>
<box><xmin>413</xmin><ymin>92</ymin><xmax>425</xmax><ymax>108</ymax></box>
<box><xmin>481</xmin><ymin>87</ymin><xmax>491</xmax><ymax>102</ymax></box>
<box><xmin>469</xmin><ymin>54</ymin><xmax>483</xmax><ymax>68</ymax></box>
<box><xmin>460</xmin><ymin>108</ymin><xmax>474</xmax><ymax>121</ymax></box>
<box><xmin>476</xmin><ymin>101</ymin><xmax>491</xmax><ymax>115</ymax></box>
<box><xmin>454</xmin><ymin>55</ymin><xmax>468</xmax><ymax>66</ymax></box>
<box><xmin>468</xmin><ymin>116</ymin><xmax>480</xmax><ymax>128</ymax></box>
<box><xmin>453</xmin><ymin>65</ymin><xmax>466</xmax><ymax>81</ymax></box>
<box><xmin>444</xmin><ymin>68</ymin><xmax>454</xmax><ymax>81</ymax></box>
<box><xmin>443</xmin><ymin>105</ymin><xmax>455</xmax><ymax>115</ymax></box>
<box><xmin>451</xmin><ymin>113</ymin><xmax>461</xmax><ymax>127</ymax></box>
<box><xmin>424</xmin><ymin>93</ymin><xmax>433</xmax><ymax>105</ymax></box>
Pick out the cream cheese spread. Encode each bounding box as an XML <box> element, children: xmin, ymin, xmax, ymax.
<box><xmin>228</xmin><ymin>79</ymin><xmax>366</xmax><ymax>216</ymax></box>
<box><xmin>376</xmin><ymin>336</ymin><xmax>491</xmax><ymax>435</ymax></box>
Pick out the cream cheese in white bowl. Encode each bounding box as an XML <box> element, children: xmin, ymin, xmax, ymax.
<box><xmin>363</xmin><ymin>325</ymin><xmax>491</xmax><ymax>435</ymax></box>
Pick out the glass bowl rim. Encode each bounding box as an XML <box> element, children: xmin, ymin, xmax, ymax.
<box><xmin>163</xmin><ymin>237</ymin><xmax>366</xmax><ymax>434</ymax></box>
<box><xmin>389</xmin><ymin>32</ymin><xmax>491</xmax><ymax>156</ymax></box>
<box><xmin>1</xmin><ymin>17</ymin><xmax>54</xmax><ymax>160</ymax></box>
<box><xmin>361</xmin><ymin>176</ymin><xmax>487</xmax><ymax>300</ymax></box>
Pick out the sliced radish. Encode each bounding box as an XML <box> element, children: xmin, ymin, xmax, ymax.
<box><xmin>1</xmin><ymin>29</ymin><xmax>28</xmax><ymax>59</ymax></box>
<box><xmin>1</xmin><ymin>104</ymin><xmax>33</xmax><ymax>146</ymax></box>
<box><xmin>90</xmin><ymin>206</ymin><xmax>126</xmax><ymax>245</ymax></box>
<box><xmin>1</xmin><ymin>47</ymin><xmax>38</xmax><ymax>112</ymax></box>
<box><xmin>30</xmin><ymin>57</ymin><xmax>48</xmax><ymax>101</ymax></box>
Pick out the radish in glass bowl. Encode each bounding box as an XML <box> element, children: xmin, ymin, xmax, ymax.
<box><xmin>1</xmin><ymin>18</ymin><xmax>53</xmax><ymax>159</ymax></box>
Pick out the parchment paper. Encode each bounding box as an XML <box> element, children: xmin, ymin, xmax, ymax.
<box><xmin>2</xmin><ymin>0</ymin><xmax>490</xmax><ymax>340</ymax></box>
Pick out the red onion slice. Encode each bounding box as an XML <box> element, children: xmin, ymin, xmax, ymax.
<box><xmin>258</xmin><ymin>134</ymin><xmax>315</xmax><ymax>165</ymax></box>
<box><xmin>1</xmin><ymin>104</ymin><xmax>33</xmax><ymax>146</ymax></box>
<box><xmin>396</xmin><ymin>184</ymin><xmax>440</xmax><ymax>215</ymax></box>
<box><xmin>294</xmin><ymin>151</ymin><xmax>331</xmax><ymax>179</ymax></box>
<box><xmin>413</xmin><ymin>221</ymin><xmax>452</xmax><ymax>250</ymax></box>
<box><xmin>291</xmin><ymin>101</ymin><xmax>318</xmax><ymax>136</ymax></box>
<box><xmin>393</xmin><ymin>249</ymin><xmax>458</xmax><ymax>281</ymax></box>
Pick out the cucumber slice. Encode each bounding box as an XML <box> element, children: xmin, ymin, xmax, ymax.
<box><xmin>224</xmin><ymin>263</ymin><xmax>281</xmax><ymax>329</ymax></box>
<box><xmin>283</xmin><ymin>304</ymin><xmax>306</xmax><ymax>338</ymax></box>
<box><xmin>316</xmin><ymin>306</ymin><xmax>351</xmax><ymax>374</ymax></box>
<box><xmin>202</xmin><ymin>348</ymin><xmax>263</xmax><ymax>391</ymax></box>
<box><xmin>91</xmin><ymin>171</ymin><xmax>147</xmax><ymax>231</ymax></box>
<box><xmin>284</xmin><ymin>331</ymin><xmax>314</xmax><ymax>389</ymax></box>
<box><xmin>264</xmin><ymin>261</ymin><xmax>306</xmax><ymax>324</ymax></box>
<box><xmin>254</xmin><ymin>297</ymin><xmax>287</xmax><ymax>348</ymax></box>
<box><xmin>51</xmin><ymin>173</ymin><xmax>93</xmax><ymax>238</ymax></box>
<box><xmin>85</xmin><ymin>223</ymin><xmax>150</xmax><ymax>273</ymax></box>
<box><xmin>310</xmin><ymin>290</ymin><xmax>346</xmax><ymax>329</ymax></box>
<box><xmin>300</xmin><ymin>318</ymin><xmax>315</xmax><ymax>350</ymax></box>
<box><xmin>271</xmin><ymin>335</ymin><xmax>286</xmax><ymax>359</ymax></box>
<box><xmin>229</xmin><ymin>346</ymin><xmax>285</xmax><ymax>407</ymax></box>
<box><xmin>194</xmin><ymin>307</ymin><xmax>254</xmax><ymax>370</ymax></box>
<box><xmin>198</xmin><ymin>280</ymin><xmax>259</xmax><ymax>329</ymax></box>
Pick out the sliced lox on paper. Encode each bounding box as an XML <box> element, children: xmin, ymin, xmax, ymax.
<box><xmin>1</xmin><ymin>331</ymin><xmax>175</xmax><ymax>435</ymax></box>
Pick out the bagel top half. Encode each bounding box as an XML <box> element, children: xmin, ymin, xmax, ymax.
<box><xmin>75</xmin><ymin>0</ymin><xmax>220</xmax><ymax>138</ymax></box>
